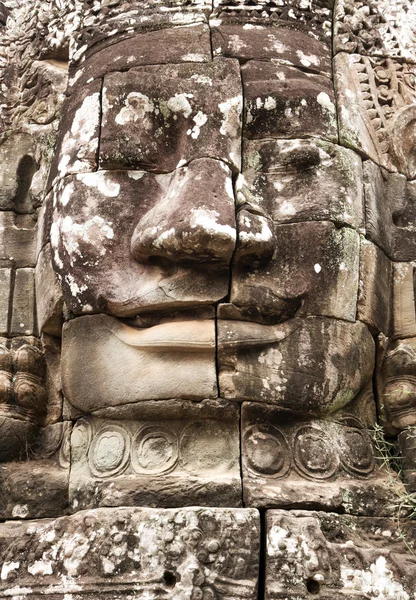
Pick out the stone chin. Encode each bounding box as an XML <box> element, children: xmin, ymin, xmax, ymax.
<box><xmin>381</xmin><ymin>378</ymin><xmax>416</xmax><ymax>435</ymax></box>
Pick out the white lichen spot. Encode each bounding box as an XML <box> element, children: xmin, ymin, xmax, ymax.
<box><xmin>128</xmin><ymin>171</ymin><xmax>145</xmax><ymax>180</ymax></box>
<box><xmin>218</xmin><ymin>95</ymin><xmax>242</xmax><ymax>137</ymax></box>
<box><xmin>1</xmin><ymin>562</ymin><xmax>19</xmax><ymax>581</ymax></box>
<box><xmin>167</xmin><ymin>93</ymin><xmax>193</xmax><ymax>118</ymax></box>
<box><xmin>78</xmin><ymin>172</ymin><xmax>120</xmax><ymax>197</ymax></box>
<box><xmin>296</xmin><ymin>50</ymin><xmax>320</xmax><ymax>68</ymax></box>
<box><xmin>65</xmin><ymin>274</ymin><xmax>87</xmax><ymax>297</ymax></box>
<box><xmin>181</xmin><ymin>53</ymin><xmax>206</xmax><ymax>62</ymax></box>
<box><xmin>314</xmin><ymin>263</ymin><xmax>322</xmax><ymax>273</ymax></box>
<box><xmin>115</xmin><ymin>92</ymin><xmax>155</xmax><ymax>125</ymax></box>
<box><xmin>190</xmin><ymin>74</ymin><xmax>212</xmax><ymax>86</ymax></box>
<box><xmin>12</xmin><ymin>504</ymin><xmax>29</xmax><ymax>518</ymax></box>
<box><xmin>279</xmin><ymin>201</ymin><xmax>296</xmax><ymax>216</ymax></box>
<box><xmin>28</xmin><ymin>560</ymin><xmax>53</xmax><ymax>576</ymax></box>
<box><xmin>190</xmin><ymin>208</ymin><xmax>236</xmax><ymax>240</ymax></box>
<box><xmin>264</xmin><ymin>96</ymin><xmax>277</xmax><ymax>110</ymax></box>
<box><xmin>229</xmin><ymin>34</ymin><xmax>247</xmax><ymax>52</ymax></box>
<box><xmin>60</xmin><ymin>182</ymin><xmax>75</xmax><ymax>207</ymax></box>
<box><xmin>317</xmin><ymin>92</ymin><xmax>336</xmax><ymax>113</ymax></box>
<box><xmin>186</xmin><ymin>111</ymin><xmax>208</xmax><ymax>139</ymax></box>
<box><xmin>341</xmin><ymin>556</ymin><xmax>410</xmax><ymax>600</ymax></box>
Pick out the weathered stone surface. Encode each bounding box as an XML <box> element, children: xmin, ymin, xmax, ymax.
<box><xmin>51</xmin><ymin>166</ymin><xmax>234</xmax><ymax>316</ymax></box>
<box><xmin>358</xmin><ymin>239</ymin><xmax>392</xmax><ymax>335</ymax></box>
<box><xmin>48</xmin><ymin>80</ymin><xmax>101</xmax><ymax>186</ymax></box>
<box><xmin>0</xmin><ymin>133</ymin><xmax>39</xmax><ymax>212</ymax></box>
<box><xmin>100</xmin><ymin>59</ymin><xmax>242</xmax><ymax>172</ymax></box>
<box><xmin>218</xmin><ymin>317</ymin><xmax>374</xmax><ymax>415</ymax></box>
<box><xmin>62</xmin><ymin>314</ymin><xmax>217</xmax><ymax>413</ymax></box>
<box><xmin>211</xmin><ymin>24</ymin><xmax>332</xmax><ymax>76</ymax></box>
<box><xmin>231</xmin><ymin>222</ymin><xmax>360</xmax><ymax>323</ymax></box>
<box><xmin>68</xmin><ymin>25</ymin><xmax>212</xmax><ymax>91</ymax></box>
<box><xmin>335</xmin><ymin>52</ymin><xmax>416</xmax><ymax>175</ymax></box>
<box><xmin>242</xmin><ymin>403</ymin><xmax>402</xmax><ymax>516</ymax></box>
<box><xmin>212</xmin><ymin>0</ymin><xmax>333</xmax><ymax>45</ymax></box>
<box><xmin>70</xmin><ymin>401</ymin><xmax>241</xmax><ymax>510</ymax></box>
<box><xmin>266</xmin><ymin>510</ymin><xmax>416</xmax><ymax>599</ymax></box>
<box><xmin>10</xmin><ymin>268</ymin><xmax>36</xmax><ymax>336</ymax></box>
<box><xmin>0</xmin><ymin>212</ymin><xmax>36</xmax><ymax>268</ymax></box>
<box><xmin>334</xmin><ymin>0</ymin><xmax>416</xmax><ymax>61</ymax></box>
<box><xmin>364</xmin><ymin>161</ymin><xmax>416</xmax><ymax>261</ymax></box>
<box><xmin>0</xmin><ymin>421</ymin><xmax>71</xmax><ymax>520</ymax></box>
<box><xmin>377</xmin><ymin>336</ymin><xmax>416</xmax><ymax>436</ymax></box>
<box><xmin>0</xmin><ymin>269</ymin><xmax>11</xmax><ymax>336</ymax></box>
<box><xmin>0</xmin><ymin>506</ymin><xmax>260</xmax><ymax>599</ymax></box>
<box><xmin>392</xmin><ymin>262</ymin><xmax>416</xmax><ymax>339</ymax></box>
<box><xmin>239</xmin><ymin>138</ymin><xmax>363</xmax><ymax>229</ymax></box>
<box><xmin>242</xmin><ymin>62</ymin><xmax>337</xmax><ymax>142</ymax></box>
<box><xmin>35</xmin><ymin>244</ymin><xmax>63</xmax><ymax>337</ymax></box>
<box><xmin>398</xmin><ymin>426</ymin><xmax>416</xmax><ymax>492</ymax></box>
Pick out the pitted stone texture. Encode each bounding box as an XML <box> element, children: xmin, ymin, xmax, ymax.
<box><xmin>68</xmin><ymin>25</ymin><xmax>212</xmax><ymax>92</ymax></box>
<box><xmin>376</xmin><ymin>336</ymin><xmax>416</xmax><ymax>436</ymax></box>
<box><xmin>334</xmin><ymin>0</ymin><xmax>416</xmax><ymax>61</ymax></box>
<box><xmin>48</xmin><ymin>80</ymin><xmax>101</xmax><ymax>186</ymax></box>
<box><xmin>364</xmin><ymin>161</ymin><xmax>416</xmax><ymax>261</ymax></box>
<box><xmin>211</xmin><ymin>24</ymin><xmax>332</xmax><ymax>76</ymax></box>
<box><xmin>242</xmin><ymin>62</ymin><xmax>337</xmax><ymax>142</ymax></box>
<box><xmin>10</xmin><ymin>268</ymin><xmax>36</xmax><ymax>337</ymax></box>
<box><xmin>335</xmin><ymin>53</ymin><xmax>416</xmax><ymax>175</ymax></box>
<box><xmin>0</xmin><ymin>212</ymin><xmax>36</xmax><ymax>268</ymax></box>
<box><xmin>0</xmin><ymin>337</ymin><xmax>47</xmax><ymax>429</ymax></box>
<box><xmin>70</xmin><ymin>401</ymin><xmax>241</xmax><ymax>510</ymax></box>
<box><xmin>231</xmin><ymin>222</ymin><xmax>360</xmax><ymax>323</ymax></box>
<box><xmin>358</xmin><ymin>239</ymin><xmax>392</xmax><ymax>336</ymax></box>
<box><xmin>35</xmin><ymin>244</ymin><xmax>64</xmax><ymax>337</ymax></box>
<box><xmin>212</xmin><ymin>0</ymin><xmax>333</xmax><ymax>44</ymax></box>
<box><xmin>242</xmin><ymin>403</ymin><xmax>402</xmax><ymax>516</ymax></box>
<box><xmin>100</xmin><ymin>60</ymin><xmax>242</xmax><ymax>172</ymax></box>
<box><xmin>392</xmin><ymin>262</ymin><xmax>416</xmax><ymax>339</ymax></box>
<box><xmin>0</xmin><ymin>421</ymin><xmax>70</xmax><ymax>520</ymax></box>
<box><xmin>266</xmin><ymin>510</ymin><xmax>416</xmax><ymax>599</ymax></box>
<box><xmin>62</xmin><ymin>314</ymin><xmax>217</xmax><ymax>413</ymax></box>
<box><xmin>240</xmin><ymin>139</ymin><xmax>363</xmax><ymax>229</ymax></box>
<box><xmin>0</xmin><ymin>506</ymin><xmax>260</xmax><ymax>600</ymax></box>
<box><xmin>398</xmin><ymin>426</ymin><xmax>416</xmax><ymax>492</ymax></box>
<box><xmin>50</xmin><ymin>165</ymin><xmax>234</xmax><ymax>316</ymax></box>
<box><xmin>218</xmin><ymin>317</ymin><xmax>374</xmax><ymax>415</ymax></box>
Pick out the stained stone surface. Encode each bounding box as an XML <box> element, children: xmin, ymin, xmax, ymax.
<box><xmin>51</xmin><ymin>166</ymin><xmax>234</xmax><ymax>316</ymax></box>
<box><xmin>266</xmin><ymin>510</ymin><xmax>416</xmax><ymax>599</ymax></box>
<box><xmin>218</xmin><ymin>317</ymin><xmax>374</xmax><ymax>414</ymax></box>
<box><xmin>62</xmin><ymin>314</ymin><xmax>217</xmax><ymax>413</ymax></box>
<box><xmin>242</xmin><ymin>403</ymin><xmax>403</xmax><ymax>515</ymax></box>
<box><xmin>2</xmin><ymin>1</ymin><xmax>416</xmax><ymax>597</ymax></box>
<box><xmin>0</xmin><ymin>507</ymin><xmax>260</xmax><ymax>600</ymax></box>
<box><xmin>69</xmin><ymin>401</ymin><xmax>241</xmax><ymax>510</ymax></box>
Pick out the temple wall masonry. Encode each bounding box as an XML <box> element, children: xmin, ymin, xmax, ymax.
<box><xmin>1</xmin><ymin>0</ymin><xmax>416</xmax><ymax>598</ymax></box>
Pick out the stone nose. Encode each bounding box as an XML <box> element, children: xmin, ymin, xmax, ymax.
<box><xmin>131</xmin><ymin>158</ymin><xmax>237</xmax><ymax>265</ymax></box>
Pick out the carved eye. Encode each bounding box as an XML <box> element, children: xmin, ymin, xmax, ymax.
<box><xmin>403</xmin><ymin>71</ymin><xmax>416</xmax><ymax>91</ymax></box>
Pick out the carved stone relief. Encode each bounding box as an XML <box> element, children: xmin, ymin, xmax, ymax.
<box><xmin>1</xmin><ymin>0</ymin><xmax>416</xmax><ymax>597</ymax></box>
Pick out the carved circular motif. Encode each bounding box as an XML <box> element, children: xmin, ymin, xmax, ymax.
<box><xmin>131</xmin><ymin>426</ymin><xmax>178</xmax><ymax>475</ymax></box>
<box><xmin>244</xmin><ymin>425</ymin><xmax>291</xmax><ymax>477</ymax></box>
<box><xmin>179</xmin><ymin>421</ymin><xmax>233</xmax><ymax>474</ymax></box>
<box><xmin>89</xmin><ymin>424</ymin><xmax>130</xmax><ymax>478</ymax></box>
<box><xmin>71</xmin><ymin>419</ymin><xmax>93</xmax><ymax>463</ymax></box>
<box><xmin>293</xmin><ymin>426</ymin><xmax>339</xmax><ymax>480</ymax></box>
<box><xmin>339</xmin><ymin>427</ymin><xmax>375</xmax><ymax>477</ymax></box>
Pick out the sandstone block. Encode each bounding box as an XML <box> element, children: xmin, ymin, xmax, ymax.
<box><xmin>266</xmin><ymin>510</ymin><xmax>416</xmax><ymax>598</ymax></box>
<box><xmin>242</xmin><ymin>403</ymin><xmax>403</xmax><ymax>516</ymax></box>
<box><xmin>0</xmin><ymin>507</ymin><xmax>260</xmax><ymax>599</ymax></box>
<box><xmin>100</xmin><ymin>59</ymin><xmax>242</xmax><ymax>172</ymax></box>
<box><xmin>218</xmin><ymin>317</ymin><xmax>374</xmax><ymax>415</ymax></box>
<box><xmin>358</xmin><ymin>239</ymin><xmax>392</xmax><ymax>335</ymax></box>
<box><xmin>0</xmin><ymin>212</ymin><xmax>36</xmax><ymax>268</ymax></box>
<box><xmin>35</xmin><ymin>244</ymin><xmax>63</xmax><ymax>337</ymax></box>
<box><xmin>69</xmin><ymin>401</ymin><xmax>241</xmax><ymax>510</ymax></box>
<box><xmin>10</xmin><ymin>268</ymin><xmax>36</xmax><ymax>336</ymax></box>
<box><xmin>62</xmin><ymin>314</ymin><xmax>217</xmax><ymax>413</ymax></box>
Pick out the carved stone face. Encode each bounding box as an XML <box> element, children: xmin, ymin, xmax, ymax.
<box><xmin>48</xmin><ymin>23</ymin><xmax>375</xmax><ymax>422</ymax></box>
